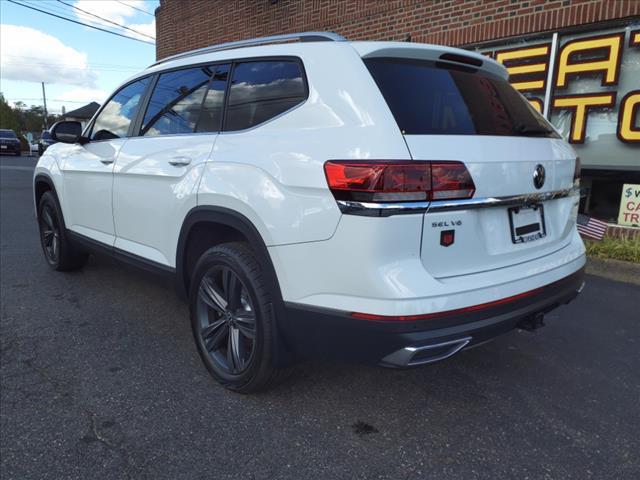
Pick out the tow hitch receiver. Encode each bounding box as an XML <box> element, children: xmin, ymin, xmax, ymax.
<box><xmin>517</xmin><ymin>312</ymin><xmax>545</xmax><ymax>331</ymax></box>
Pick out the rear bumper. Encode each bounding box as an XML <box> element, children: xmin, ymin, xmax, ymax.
<box><xmin>281</xmin><ymin>267</ymin><xmax>585</xmax><ymax>367</ymax></box>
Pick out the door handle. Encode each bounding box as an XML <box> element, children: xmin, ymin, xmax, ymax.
<box><xmin>100</xmin><ymin>158</ymin><xmax>114</xmax><ymax>165</ymax></box>
<box><xmin>169</xmin><ymin>156</ymin><xmax>192</xmax><ymax>166</ymax></box>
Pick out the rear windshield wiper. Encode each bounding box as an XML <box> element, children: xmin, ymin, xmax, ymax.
<box><xmin>514</xmin><ymin>124</ymin><xmax>554</xmax><ymax>136</ymax></box>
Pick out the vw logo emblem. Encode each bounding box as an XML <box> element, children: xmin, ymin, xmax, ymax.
<box><xmin>533</xmin><ymin>164</ymin><xmax>545</xmax><ymax>189</ymax></box>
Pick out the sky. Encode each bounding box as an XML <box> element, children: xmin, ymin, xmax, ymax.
<box><xmin>0</xmin><ymin>0</ymin><xmax>159</xmax><ymax>115</ymax></box>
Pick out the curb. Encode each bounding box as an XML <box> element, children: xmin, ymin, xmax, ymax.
<box><xmin>586</xmin><ymin>257</ymin><xmax>640</xmax><ymax>285</ymax></box>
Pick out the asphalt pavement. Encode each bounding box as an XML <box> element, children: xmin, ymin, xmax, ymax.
<box><xmin>1</xmin><ymin>154</ymin><xmax>639</xmax><ymax>479</ymax></box>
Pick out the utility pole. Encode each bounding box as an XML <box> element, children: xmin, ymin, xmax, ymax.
<box><xmin>41</xmin><ymin>82</ymin><xmax>48</xmax><ymax>129</ymax></box>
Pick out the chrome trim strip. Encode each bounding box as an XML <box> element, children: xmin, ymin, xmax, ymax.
<box><xmin>336</xmin><ymin>200</ymin><xmax>430</xmax><ymax>217</ymax></box>
<box><xmin>427</xmin><ymin>187</ymin><xmax>578</xmax><ymax>213</ymax></box>
<box><xmin>336</xmin><ymin>187</ymin><xmax>579</xmax><ymax>217</ymax></box>
<box><xmin>151</xmin><ymin>32</ymin><xmax>346</xmax><ymax>66</ymax></box>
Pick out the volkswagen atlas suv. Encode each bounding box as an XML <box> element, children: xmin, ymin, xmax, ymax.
<box><xmin>33</xmin><ymin>32</ymin><xmax>585</xmax><ymax>393</ymax></box>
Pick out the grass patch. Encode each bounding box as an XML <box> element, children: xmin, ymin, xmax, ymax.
<box><xmin>584</xmin><ymin>235</ymin><xmax>640</xmax><ymax>263</ymax></box>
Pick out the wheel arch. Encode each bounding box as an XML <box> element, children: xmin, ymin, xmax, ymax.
<box><xmin>33</xmin><ymin>174</ymin><xmax>64</xmax><ymax>225</ymax></box>
<box><xmin>176</xmin><ymin>206</ymin><xmax>294</xmax><ymax>366</ymax></box>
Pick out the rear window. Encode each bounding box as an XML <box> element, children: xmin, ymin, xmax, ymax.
<box><xmin>0</xmin><ymin>130</ymin><xmax>17</xmax><ymax>139</ymax></box>
<box><xmin>365</xmin><ymin>58</ymin><xmax>558</xmax><ymax>138</ymax></box>
<box><xmin>224</xmin><ymin>60</ymin><xmax>306</xmax><ymax>131</ymax></box>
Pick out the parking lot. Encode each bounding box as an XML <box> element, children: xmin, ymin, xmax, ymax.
<box><xmin>1</xmin><ymin>154</ymin><xmax>639</xmax><ymax>479</ymax></box>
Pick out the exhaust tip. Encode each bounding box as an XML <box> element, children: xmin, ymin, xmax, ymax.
<box><xmin>381</xmin><ymin>337</ymin><xmax>472</xmax><ymax>367</ymax></box>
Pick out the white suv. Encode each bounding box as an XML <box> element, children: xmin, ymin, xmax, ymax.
<box><xmin>34</xmin><ymin>32</ymin><xmax>585</xmax><ymax>392</ymax></box>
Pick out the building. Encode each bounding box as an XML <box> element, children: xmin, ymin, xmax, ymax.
<box><xmin>155</xmin><ymin>0</ymin><xmax>640</xmax><ymax>225</ymax></box>
<box><xmin>62</xmin><ymin>101</ymin><xmax>101</xmax><ymax>129</ymax></box>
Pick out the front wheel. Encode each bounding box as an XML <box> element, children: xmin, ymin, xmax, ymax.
<box><xmin>189</xmin><ymin>242</ymin><xmax>280</xmax><ymax>393</ymax></box>
<box><xmin>38</xmin><ymin>191</ymin><xmax>87</xmax><ymax>271</ymax></box>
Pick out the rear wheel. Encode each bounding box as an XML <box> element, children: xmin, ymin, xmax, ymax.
<box><xmin>38</xmin><ymin>191</ymin><xmax>87</xmax><ymax>271</ymax></box>
<box><xmin>189</xmin><ymin>242</ymin><xmax>280</xmax><ymax>393</ymax></box>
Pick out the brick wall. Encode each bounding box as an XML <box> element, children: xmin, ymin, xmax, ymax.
<box><xmin>155</xmin><ymin>0</ymin><xmax>640</xmax><ymax>60</ymax></box>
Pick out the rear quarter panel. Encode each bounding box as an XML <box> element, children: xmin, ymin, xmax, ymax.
<box><xmin>197</xmin><ymin>42</ymin><xmax>411</xmax><ymax>246</ymax></box>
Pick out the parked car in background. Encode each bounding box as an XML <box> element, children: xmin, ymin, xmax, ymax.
<box><xmin>34</xmin><ymin>32</ymin><xmax>585</xmax><ymax>393</ymax></box>
<box><xmin>0</xmin><ymin>129</ymin><xmax>22</xmax><ymax>156</ymax></box>
<box><xmin>29</xmin><ymin>140</ymin><xmax>40</xmax><ymax>156</ymax></box>
<box><xmin>38</xmin><ymin>130</ymin><xmax>56</xmax><ymax>156</ymax></box>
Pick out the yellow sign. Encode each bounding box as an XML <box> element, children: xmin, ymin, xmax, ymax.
<box><xmin>618</xmin><ymin>184</ymin><xmax>640</xmax><ymax>227</ymax></box>
<box><xmin>488</xmin><ymin>30</ymin><xmax>640</xmax><ymax>145</ymax></box>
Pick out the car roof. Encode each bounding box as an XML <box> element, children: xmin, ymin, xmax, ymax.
<box><xmin>133</xmin><ymin>32</ymin><xmax>505</xmax><ymax>82</ymax></box>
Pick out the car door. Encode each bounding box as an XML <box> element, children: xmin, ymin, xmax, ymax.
<box><xmin>60</xmin><ymin>77</ymin><xmax>151</xmax><ymax>246</ymax></box>
<box><xmin>112</xmin><ymin>64</ymin><xmax>229</xmax><ymax>267</ymax></box>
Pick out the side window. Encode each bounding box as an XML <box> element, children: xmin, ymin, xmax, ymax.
<box><xmin>141</xmin><ymin>66</ymin><xmax>216</xmax><ymax>136</ymax></box>
<box><xmin>91</xmin><ymin>77</ymin><xmax>149</xmax><ymax>141</ymax></box>
<box><xmin>225</xmin><ymin>60</ymin><xmax>306</xmax><ymax>131</ymax></box>
<box><xmin>196</xmin><ymin>64</ymin><xmax>230</xmax><ymax>133</ymax></box>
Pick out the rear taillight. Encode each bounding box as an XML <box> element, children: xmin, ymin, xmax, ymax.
<box><xmin>573</xmin><ymin>157</ymin><xmax>581</xmax><ymax>187</ymax></box>
<box><xmin>324</xmin><ymin>160</ymin><xmax>475</xmax><ymax>203</ymax></box>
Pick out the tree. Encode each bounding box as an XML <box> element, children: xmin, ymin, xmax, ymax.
<box><xmin>0</xmin><ymin>93</ymin><xmax>22</xmax><ymax>132</ymax></box>
<box><xmin>0</xmin><ymin>93</ymin><xmax>58</xmax><ymax>135</ymax></box>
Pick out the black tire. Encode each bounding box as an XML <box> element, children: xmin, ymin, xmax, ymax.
<box><xmin>189</xmin><ymin>242</ymin><xmax>280</xmax><ymax>393</ymax></box>
<box><xmin>38</xmin><ymin>145</ymin><xmax>44</xmax><ymax>157</ymax></box>
<box><xmin>15</xmin><ymin>150</ymin><xmax>21</xmax><ymax>156</ymax></box>
<box><xmin>37</xmin><ymin>191</ymin><xmax>88</xmax><ymax>271</ymax></box>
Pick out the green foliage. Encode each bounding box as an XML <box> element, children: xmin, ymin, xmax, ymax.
<box><xmin>0</xmin><ymin>92</ymin><xmax>59</xmax><ymax>137</ymax></box>
<box><xmin>0</xmin><ymin>93</ymin><xmax>22</xmax><ymax>132</ymax></box>
<box><xmin>585</xmin><ymin>235</ymin><xmax>640</xmax><ymax>263</ymax></box>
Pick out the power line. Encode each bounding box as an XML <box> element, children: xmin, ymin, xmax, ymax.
<box><xmin>9</xmin><ymin>97</ymin><xmax>97</xmax><ymax>104</ymax></box>
<box><xmin>56</xmin><ymin>0</ymin><xmax>156</xmax><ymax>40</ymax></box>
<box><xmin>2</xmin><ymin>61</ymin><xmax>139</xmax><ymax>73</ymax></box>
<box><xmin>115</xmin><ymin>0</ymin><xmax>155</xmax><ymax>17</ymax></box>
<box><xmin>22</xmin><ymin>0</ymin><xmax>127</xmax><ymax>30</ymax></box>
<box><xmin>7</xmin><ymin>0</ymin><xmax>155</xmax><ymax>46</ymax></box>
<box><xmin>1</xmin><ymin>54</ymin><xmax>140</xmax><ymax>70</ymax></box>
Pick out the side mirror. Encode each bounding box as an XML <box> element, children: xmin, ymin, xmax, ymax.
<box><xmin>50</xmin><ymin>121</ymin><xmax>83</xmax><ymax>144</ymax></box>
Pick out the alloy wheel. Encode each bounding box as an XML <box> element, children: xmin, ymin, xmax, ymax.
<box><xmin>196</xmin><ymin>266</ymin><xmax>257</xmax><ymax>375</ymax></box>
<box><xmin>40</xmin><ymin>205</ymin><xmax>60</xmax><ymax>264</ymax></box>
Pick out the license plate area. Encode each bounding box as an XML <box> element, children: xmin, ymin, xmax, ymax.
<box><xmin>508</xmin><ymin>204</ymin><xmax>546</xmax><ymax>244</ymax></box>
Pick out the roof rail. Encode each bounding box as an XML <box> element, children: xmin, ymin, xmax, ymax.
<box><xmin>151</xmin><ymin>31</ymin><xmax>347</xmax><ymax>67</ymax></box>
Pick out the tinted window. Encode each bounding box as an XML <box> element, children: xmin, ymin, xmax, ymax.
<box><xmin>196</xmin><ymin>64</ymin><xmax>230</xmax><ymax>133</ymax></box>
<box><xmin>141</xmin><ymin>65</ymin><xmax>217</xmax><ymax>136</ymax></box>
<box><xmin>225</xmin><ymin>60</ymin><xmax>306</xmax><ymax>131</ymax></box>
<box><xmin>0</xmin><ymin>130</ymin><xmax>17</xmax><ymax>138</ymax></box>
<box><xmin>365</xmin><ymin>58</ymin><xmax>558</xmax><ymax>137</ymax></box>
<box><xmin>91</xmin><ymin>77</ymin><xmax>149</xmax><ymax>141</ymax></box>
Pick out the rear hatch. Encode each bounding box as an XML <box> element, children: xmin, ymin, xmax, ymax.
<box><xmin>363</xmin><ymin>51</ymin><xmax>579</xmax><ymax>278</ymax></box>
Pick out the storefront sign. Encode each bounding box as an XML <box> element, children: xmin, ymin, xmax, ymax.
<box><xmin>478</xmin><ymin>25</ymin><xmax>639</xmax><ymax>171</ymax></box>
<box><xmin>618</xmin><ymin>183</ymin><xmax>640</xmax><ymax>226</ymax></box>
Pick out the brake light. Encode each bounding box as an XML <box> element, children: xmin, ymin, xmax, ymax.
<box><xmin>573</xmin><ymin>157</ymin><xmax>581</xmax><ymax>187</ymax></box>
<box><xmin>324</xmin><ymin>160</ymin><xmax>475</xmax><ymax>203</ymax></box>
